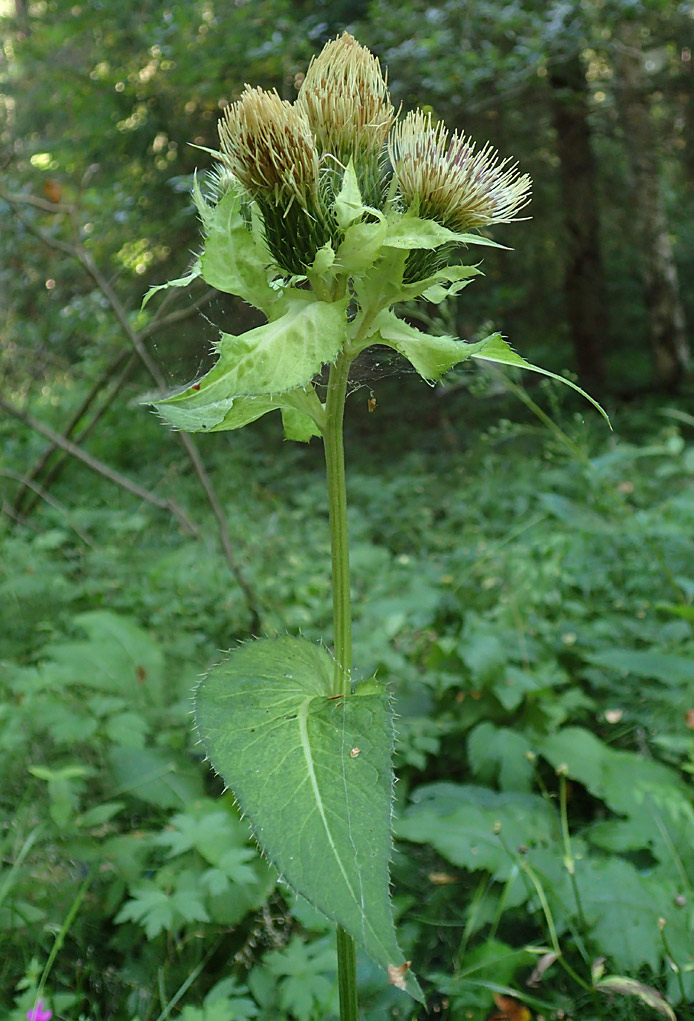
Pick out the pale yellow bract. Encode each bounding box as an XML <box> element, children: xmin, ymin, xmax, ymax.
<box><xmin>388</xmin><ymin>108</ymin><xmax>532</xmax><ymax>232</ymax></box>
<box><xmin>297</xmin><ymin>32</ymin><xmax>395</xmax><ymax>161</ymax></box>
<box><xmin>218</xmin><ymin>86</ymin><xmax>320</xmax><ymax>210</ymax></box>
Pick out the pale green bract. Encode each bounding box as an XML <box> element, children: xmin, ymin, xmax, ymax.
<box><xmin>195</xmin><ymin>636</ymin><xmax>424</xmax><ymax>1003</ymax></box>
<box><xmin>154</xmin><ymin>293</ymin><xmax>346</xmax><ymax>433</ymax></box>
<box><xmin>149</xmin><ymin>168</ymin><xmax>608</xmax><ymax>438</ymax></box>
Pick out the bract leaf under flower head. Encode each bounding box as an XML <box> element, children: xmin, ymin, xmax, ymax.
<box><xmin>388</xmin><ymin>109</ymin><xmax>532</xmax><ymax>233</ymax></box>
<box><xmin>298</xmin><ymin>32</ymin><xmax>395</xmax><ymax>163</ymax></box>
<box><xmin>218</xmin><ymin>85</ymin><xmax>320</xmax><ymax>212</ymax></box>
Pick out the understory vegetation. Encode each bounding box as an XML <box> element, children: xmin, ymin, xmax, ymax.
<box><xmin>2</xmin><ymin>375</ymin><xmax>694</xmax><ymax>1020</ymax></box>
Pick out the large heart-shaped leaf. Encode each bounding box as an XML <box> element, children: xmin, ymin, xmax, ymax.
<box><xmin>195</xmin><ymin>635</ymin><xmax>423</xmax><ymax>1001</ymax></box>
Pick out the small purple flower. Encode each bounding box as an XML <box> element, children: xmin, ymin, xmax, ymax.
<box><xmin>27</xmin><ymin>1000</ymin><xmax>52</xmax><ymax>1021</ymax></box>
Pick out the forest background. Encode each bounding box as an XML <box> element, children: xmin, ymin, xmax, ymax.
<box><xmin>1</xmin><ymin>1</ymin><xmax>694</xmax><ymax>1019</ymax></box>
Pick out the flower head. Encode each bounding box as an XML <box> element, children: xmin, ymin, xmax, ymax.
<box><xmin>297</xmin><ymin>32</ymin><xmax>394</xmax><ymax>164</ymax></box>
<box><xmin>218</xmin><ymin>85</ymin><xmax>320</xmax><ymax>212</ymax></box>
<box><xmin>389</xmin><ymin>110</ymin><xmax>532</xmax><ymax>232</ymax></box>
<box><xmin>27</xmin><ymin>1000</ymin><xmax>52</xmax><ymax>1021</ymax></box>
<box><xmin>217</xmin><ymin>85</ymin><xmax>335</xmax><ymax>273</ymax></box>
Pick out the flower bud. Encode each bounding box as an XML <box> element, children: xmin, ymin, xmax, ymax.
<box><xmin>219</xmin><ymin>85</ymin><xmax>319</xmax><ymax>211</ymax></box>
<box><xmin>218</xmin><ymin>86</ymin><xmax>332</xmax><ymax>273</ymax></box>
<box><xmin>298</xmin><ymin>33</ymin><xmax>395</xmax><ymax>205</ymax></box>
<box><xmin>389</xmin><ymin>109</ymin><xmax>532</xmax><ymax>232</ymax></box>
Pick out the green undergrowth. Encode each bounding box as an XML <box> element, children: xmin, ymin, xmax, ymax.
<box><xmin>1</xmin><ymin>382</ymin><xmax>694</xmax><ymax>1020</ymax></box>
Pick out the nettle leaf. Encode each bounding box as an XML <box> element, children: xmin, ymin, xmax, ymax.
<box><xmin>153</xmin><ymin>294</ymin><xmax>345</xmax><ymax>433</ymax></box>
<box><xmin>573</xmin><ymin>857</ymin><xmax>670</xmax><ymax>973</ymax></box>
<box><xmin>467</xmin><ymin>723</ymin><xmax>534</xmax><ymax>793</ymax></box>
<box><xmin>396</xmin><ymin>783</ymin><xmax>555</xmax><ymax>877</ymax></box>
<box><xmin>536</xmin><ymin>727</ymin><xmax>685</xmax><ymax>818</ymax></box>
<box><xmin>586</xmin><ymin>648</ymin><xmax>694</xmax><ymax>686</ymax></box>
<box><xmin>200</xmin><ymin>187</ymin><xmax>280</xmax><ymax>313</ymax></box>
<box><xmin>195</xmin><ymin>635</ymin><xmax>423</xmax><ymax>1002</ymax></box>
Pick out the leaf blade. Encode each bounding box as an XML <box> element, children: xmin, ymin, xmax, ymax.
<box><xmin>195</xmin><ymin>636</ymin><xmax>422</xmax><ymax>1001</ymax></box>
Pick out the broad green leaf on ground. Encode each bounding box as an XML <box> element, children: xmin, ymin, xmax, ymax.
<box><xmin>108</xmin><ymin>746</ymin><xmax>203</xmax><ymax>809</ymax></box>
<box><xmin>396</xmin><ymin>783</ymin><xmax>556</xmax><ymax>876</ymax></box>
<box><xmin>536</xmin><ymin>727</ymin><xmax>687</xmax><ymax>817</ymax></box>
<box><xmin>152</xmin><ymin>294</ymin><xmax>345</xmax><ymax>431</ymax></box>
<box><xmin>200</xmin><ymin>187</ymin><xmax>281</xmax><ymax>313</ymax></box>
<box><xmin>572</xmin><ymin>858</ymin><xmax>674</xmax><ymax>973</ymax></box>
<box><xmin>46</xmin><ymin>611</ymin><xmax>164</xmax><ymax>704</ymax></box>
<box><xmin>586</xmin><ymin>648</ymin><xmax>694</xmax><ymax>686</ymax></box>
<box><xmin>536</xmin><ymin>727</ymin><xmax>694</xmax><ymax>870</ymax></box>
<box><xmin>195</xmin><ymin>636</ymin><xmax>423</xmax><ymax>1002</ymax></box>
<box><xmin>467</xmin><ymin>723</ymin><xmax>535</xmax><ymax>792</ymax></box>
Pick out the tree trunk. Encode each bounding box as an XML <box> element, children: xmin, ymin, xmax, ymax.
<box><xmin>549</xmin><ymin>52</ymin><xmax>608</xmax><ymax>392</ymax></box>
<box><xmin>615</xmin><ymin>23</ymin><xmax>691</xmax><ymax>389</ymax></box>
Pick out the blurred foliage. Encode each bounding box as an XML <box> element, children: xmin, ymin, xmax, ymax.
<box><xmin>2</xmin><ymin>378</ymin><xmax>694</xmax><ymax>1017</ymax></box>
<box><xmin>1</xmin><ymin>1</ymin><xmax>694</xmax><ymax>1019</ymax></box>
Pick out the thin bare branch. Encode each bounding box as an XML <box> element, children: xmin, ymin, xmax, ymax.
<box><xmin>13</xmin><ymin>348</ymin><xmax>132</xmax><ymax>514</ymax></box>
<box><xmin>4</xmin><ymin>189</ymin><xmax>262</xmax><ymax>629</ymax></box>
<box><xmin>0</xmin><ymin>468</ymin><xmax>96</xmax><ymax>548</ymax></box>
<box><xmin>16</xmin><ymin>350</ymin><xmax>138</xmax><ymax>517</ymax></box>
<box><xmin>0</xmin><ymin>397</ymin><xmax>200</xmax><ymax>538</ymax></box>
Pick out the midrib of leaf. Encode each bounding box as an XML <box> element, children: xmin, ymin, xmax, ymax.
<box><xmin>297</xmin><ymin>697</ymin><xmax>385</xmax><ymax>958</ymax></box>
<box><xmin>298</xmin><ymin>698</ymin><xmax>355</xmax><ymax>898</ymax></box>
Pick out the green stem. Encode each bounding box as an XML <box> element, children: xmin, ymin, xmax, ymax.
<box><xmin>324</xmin><ymin>347</ymin><xmax>354</xmax><ymax>695</ymax></box>
<box><xmin>322</xmin><ymin>345</ymin><xmax>358</xmax><ymax>1019</ymax></box>
<box><xmin>336</xmin><ymin>924</ymin><xmax>359</xmax><ymax>1021</ymax></box>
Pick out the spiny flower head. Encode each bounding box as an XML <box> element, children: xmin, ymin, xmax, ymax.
<box><xmin>218</xmin><ymin>85</ymin><xmax>320</xmax><ymax>212</ymax></box>
<box><xmin>388</xmin><ymin>109</ymin><xmax>532</xmax><ymax>232</ymax></box>
<box><xmin>297</xmin><ymin>32</ymin><xmax>395</xmax><ymax>163</ymax></box>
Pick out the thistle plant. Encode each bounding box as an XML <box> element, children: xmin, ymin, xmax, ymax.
<box><xmin>147</xmin><ymin>32</ymin><xmax>603</xmax><ymax>1018</ymax></box>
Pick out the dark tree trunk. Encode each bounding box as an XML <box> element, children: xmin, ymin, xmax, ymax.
<box><xmin>549</xmin><ymin>53</ymin><xmax>608</xmax><ymax>393</ymax></box>
<box><xmin>15</xmin><ymin>0</ymin><xmax>30</xmax><ymax>36</ymax></box>
<box><xmin>615</xmin><ymin>23</ymin><xmax>691</xmax><ymax>390</ymax></box>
